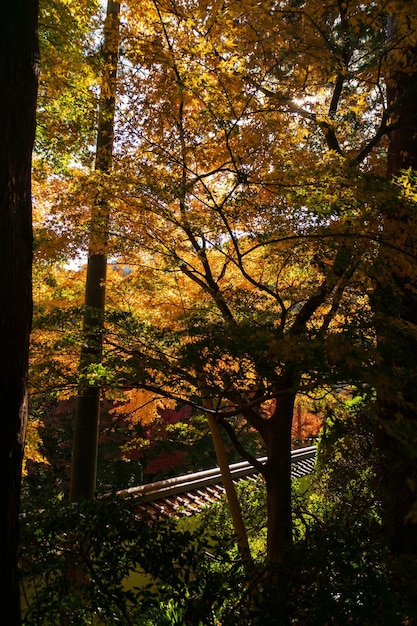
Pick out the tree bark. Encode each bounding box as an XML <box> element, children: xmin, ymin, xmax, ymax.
<box><xmin>374</xmin><ymin>40</ymin><xmax>417</xmax><ymax>553</ymax></box>
<box><xmin>0</xmin><ymin>1</ymin><xmax>38</xmax><ymax>623</ymax></box>
<box><xmin>263</xmin><ymin>386</ymin><xmax>296</xmax><ymax>564</ymax></box>
<box><xmin>70</xmin><ymin>1</ymin><xmax>120</xmax><ymax>502</ymax></box>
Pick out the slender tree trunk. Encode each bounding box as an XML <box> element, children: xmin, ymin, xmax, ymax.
<box><xmin>206</xmin><ymin>413</ymin><xmax>253</xmax><ymax>573</ymax></box>
<box><xmin>70</xmin><ymin>1</ymin><xmax>120</xmax><ymax>502</ymax></box>
<box><xmin>0</xmin><ymin>1</ymin><xmax>38</xmax><ymax>623</ymax></box>
<box><xmin>197</xmin><ymin>376</ymin><xmax>253</xmax><ymax>574</ymax></box>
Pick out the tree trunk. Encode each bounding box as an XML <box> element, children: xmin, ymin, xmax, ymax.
<box><xmin>374</xmin><ymin>40</ymin><xmax>417</xmax><ymax>553</ymax></box>
<box><xmin>0</xmin><ymin>1</ymin><xmax>38</xmax><ymax>623</ymax></box>
<box><xmin>206</xmin><ymin>413</ymin><xmax>253</xmax><ymax>574</ymax></box>
<box><xmin>70</xmin><ymin>1</ymin><xmax>120</xmax><ymax>502</ymax></box>
<box><xmin>197</xmin><ymin>375</ymin><xmax>253</xmax><ymax>574</ymax></box>
<box><xmin>264</xmin><ymin>387</ymin><xmax>296</xmax><ymax>564</ymax></box>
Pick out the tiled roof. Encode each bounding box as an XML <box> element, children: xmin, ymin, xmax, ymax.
<box><xmin>117</xmin><ymin>446</ymin><xmax>317</xmax><ymax>520</ymax></box>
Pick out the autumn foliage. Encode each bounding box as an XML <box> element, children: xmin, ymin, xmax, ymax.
<box><xmin>24</xmin><ymin>0</ymin><xmax>417</xmax><ymax>571</ymax></box>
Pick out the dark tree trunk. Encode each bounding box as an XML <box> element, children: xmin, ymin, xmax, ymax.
<box><xmin>0</xmin><ymin>1</ymin><xmax>38</xmax><ymax>623</ymax></box>
<box><xmin>70</xmin><ymin>1</ymin><xmax>120</xmax><ymax>502</ymax></box>
<box><xmin>374</xmin><ymin>47</ymin><xmax>417</xmax><ymax>553</ymax></box>
<box><xmin>264</xmin><ymin>386</ymin><xmax>296</xmax><ymax>564</ymax></box>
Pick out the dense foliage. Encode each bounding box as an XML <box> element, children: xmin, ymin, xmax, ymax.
<box><xmin>18</xmin><ymin>0</ymin><xmax>417</xmax><ymax>621</ymax></box>
<box><xmin>20</xmin><ymin>442</ymin><xmax>417</xmax><ymax>624</ymax></box>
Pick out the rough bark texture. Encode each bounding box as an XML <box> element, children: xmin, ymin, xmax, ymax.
<box><xmin>0</xmin><ymin>1</ymin><xmax>38</xmax><ymax>623</ymax></box>
<box><xmin>263</xmin><ymin>387</ymin><xmax>296</xmax><ymax>564</ymax></box>
<box><xmin>374</xmin><ymin>52</ymin><xmax>417</xmax><ymax>553</ymax></box>
<box><xmin>70</xmin><ymin>1</ymin><xmax>120</xmax><ymax>502</ymax></box>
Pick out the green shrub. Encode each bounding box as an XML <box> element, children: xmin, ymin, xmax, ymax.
<box><xmin>19</xmin><ymin>497</ymin><xmax>243</xmax><ymax>625</ymax></box>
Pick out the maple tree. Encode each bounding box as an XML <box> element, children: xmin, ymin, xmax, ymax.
<box><xmin>27</xmin><ymin>0</ymin><xmax>417</xmax><ymax>572</ymax></box>
<box><xmin>99</xmin><ymin>0</ymin><xmax>392</xmax><ymax>564</ymax></box>
<box><xmin>109</xmin><ymin>389</ymin><xmax>261</xmax><ymax>482</ymax></box>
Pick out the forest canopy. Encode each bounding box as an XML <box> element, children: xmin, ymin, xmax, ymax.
<box><xmin>20</xmin><ymin>0</ymin><xmax>417</xmax><ymax>622</ymax></box>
